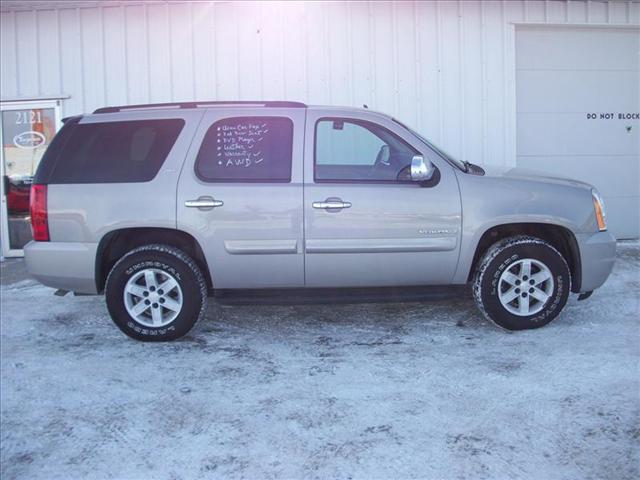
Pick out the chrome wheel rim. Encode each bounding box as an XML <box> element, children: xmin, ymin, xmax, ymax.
<box><xmin>123</xmin><ymin>268</ymin><xmax>183</xmax><ymax>327</ymax></box>
<box><xmin>498</xmin><ymin>258</ymin><xmax>554</xmax><ymax>317</ymax></box>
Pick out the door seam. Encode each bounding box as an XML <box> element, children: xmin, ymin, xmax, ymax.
<box><xmin>302</xmin><ymin>109</ymin><xmax>308</xmax><ymax>287</ymax></box>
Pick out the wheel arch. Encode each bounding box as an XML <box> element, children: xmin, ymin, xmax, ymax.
<box><xmin>466</xmin><ymin>223</ymin><xmax>582</xmax><ymax>293</ymax></box>
<box><xmin>95</xmin><ymin>227</ymin><xmax>212</xmax><ymax>294</ymax></box>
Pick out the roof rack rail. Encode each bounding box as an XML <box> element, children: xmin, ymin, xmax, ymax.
<box><xmin>93</xmin><ymin>100</ymin><xmax>307</xmax><ymax>114</ymax></box>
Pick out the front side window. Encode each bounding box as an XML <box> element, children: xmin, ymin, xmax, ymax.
<box><xmin>196</xmin><ymin>116</ymin><xmax>293</xmax><ymax>182</ymax></box>
<box><xmin>314</xmin><ymin>118</ymin><xmax>418</xmax><ymax>182</ymax></box>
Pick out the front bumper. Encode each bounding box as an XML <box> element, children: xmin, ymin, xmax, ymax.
<box><xmin>24</xmin><ymin>241</ymin><xmax>99</xmax><ymax>294</ymax></box>
<box><xmin>576</xmin><ymin>231</ymin><xmax>616</xmax><ymax>293</ymax></box>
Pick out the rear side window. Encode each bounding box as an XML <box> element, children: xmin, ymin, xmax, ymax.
<box><xmin>195</xmin><ymin>116</ymin><xmax>293</xmax><ymax>182</ymax></box>
<box><xmin>46</xmin><ymin>119</ymin><xmax>184</xmax><ymax>183</ymax></box>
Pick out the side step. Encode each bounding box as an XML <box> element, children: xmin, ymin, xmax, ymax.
<box><xmin>214</xmin><ymin>285</ymin><xmax>469</xmax><ymax>306</ymax></box>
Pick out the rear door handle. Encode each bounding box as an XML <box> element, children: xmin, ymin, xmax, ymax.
<box><xmin>185</xmin><ymin>196</ymin><xmax>224</xmax><ymax>210</ymax></box>
<box><xmin>312</xmin><ymin>200</ymin><xmax>352</xmax><ymax>210</ymax></box>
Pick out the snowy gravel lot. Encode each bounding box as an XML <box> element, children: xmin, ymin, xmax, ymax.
<box><xmin>1</xmin><ymin>242</ymin><xmax>638</xmax><ymax>480</ymax></box>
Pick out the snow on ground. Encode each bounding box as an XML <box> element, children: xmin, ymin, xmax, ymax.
<box><xmin>1</xmin><ymin>242</ymin><xmax>638</xmax><ymax>480</ymax></box>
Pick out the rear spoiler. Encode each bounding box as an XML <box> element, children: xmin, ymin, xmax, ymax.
<box><xmin>62</xmin><ymin>115</ymin><xmax>82</xmax><ymax>124</ymax></box>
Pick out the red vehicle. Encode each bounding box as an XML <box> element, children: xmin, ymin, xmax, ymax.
<box><xmin>5</xmin><ymin>176</ymin><xmax>32</xmax><ymax>214</ymax></box>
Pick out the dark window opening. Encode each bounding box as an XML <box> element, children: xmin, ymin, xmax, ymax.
<box><xmin>46</xmin><ymin>119</ymin><xmax>184</xmax><ymax>184</ymax></box>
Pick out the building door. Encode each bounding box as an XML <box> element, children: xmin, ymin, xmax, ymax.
<box><xmin>515</xmin><ymin>26</ymin><xmax>640</xmax><ymax>239</ymax></box>
<box><xmin>0</xmin><ymin>100</ymin><xmax>61</xmax><ymax>257</ymax></box>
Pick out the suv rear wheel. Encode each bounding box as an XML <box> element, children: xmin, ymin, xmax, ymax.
<box><xmin>105</xmin><ymin>244</ymin><xmax>207</xmax><ymax>341</ymax></box>
<box><xmin>473</xmin><ymin>236</ymin><xmax>571</xmax><ymax>330</ymax></box>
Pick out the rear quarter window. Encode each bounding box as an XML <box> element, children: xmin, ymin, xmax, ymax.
<box><xmin>44</xmin><ymin>119</ymin><xmax>184</xmax><ymax>184</ymax></box>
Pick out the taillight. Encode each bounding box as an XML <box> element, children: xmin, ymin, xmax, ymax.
<box><xmin>29</xmin><ymin>184</ymin><xmax>49</xmax><ymax>241</ymax></box>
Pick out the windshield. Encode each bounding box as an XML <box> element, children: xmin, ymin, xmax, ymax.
<box><xmin>392</xmin><ymin>118</ymin><xmax>468</xmax><ymax>172</ymax></box>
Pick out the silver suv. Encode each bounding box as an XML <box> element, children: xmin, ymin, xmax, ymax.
<box><xmin>24</xmin><ymin>101</ymin><xmax>616</xmax><ymax>341</ymax></box>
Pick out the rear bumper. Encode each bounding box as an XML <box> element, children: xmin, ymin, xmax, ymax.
<box><xmin>576</xmin><ymin>231</ymin><xmax>616</xmax><ymax>293</ymax></box>
<box><xmin>24</xmin><ymin>241</ymin><xmax>98</xmax><ymax>294</ymax></box>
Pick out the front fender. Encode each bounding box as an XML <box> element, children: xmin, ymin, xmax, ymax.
<box><xmin>451</xmin><ymin>172</ymin><xmax>596</xmax><ymax>284</ymax></box>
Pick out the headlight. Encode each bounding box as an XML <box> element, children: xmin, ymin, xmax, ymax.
<box><xmin>592</xmin><ymin>189</ymin><xmax>607</xmax><ymax>231</ymax></box>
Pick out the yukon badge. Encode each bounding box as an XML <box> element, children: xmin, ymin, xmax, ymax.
<box><xmin>419</xmin><ymin>228</ymin><xmax>458</xmax><ymax>235</ymax></box>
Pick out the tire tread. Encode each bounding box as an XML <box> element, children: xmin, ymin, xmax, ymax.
<box><xmin>105</xmin><ymin>244</ymin><xmax>207</xmax><ymax>340</ymax></box>
<box><xmin>472</xmin><ymin>235</ymin><xmax>571</xmax><ymax>330</ymax></box>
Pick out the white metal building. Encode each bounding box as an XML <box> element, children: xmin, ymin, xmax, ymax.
<box><xmin>1</xmin><ymin>0</ymin><xmax>639</xmax><ymax>256</ymax></box>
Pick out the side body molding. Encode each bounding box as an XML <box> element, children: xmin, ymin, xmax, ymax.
<box><xmin>224</xmin><ymin>239</ymin><xmax>299</xmax><ymax>255</ymax></box>
<box><xmin>305</xmin><ymin>236</ymin><xmax>457</xmax><ymax>254</ymax></box>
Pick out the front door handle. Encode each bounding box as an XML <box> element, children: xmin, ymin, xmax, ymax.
<box><xmin>185</xmin><ymin>196</ymin><xmax>224</xmax><ymax>210</ymax></box>
<box><xmin>312</xmin><ymin>200</ymin><xmax>352</xmax><ymax>210</ymax></box>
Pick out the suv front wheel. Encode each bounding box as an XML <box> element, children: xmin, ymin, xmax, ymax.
<box><xmin>473</xmin><ymin>236</ymin><xmax>571</xmax><ymax>330</ymax></box>
<box><xmin>105</xmin><ymin>244</ymin><xmax>207</xmax><ymax>341</ymax></box>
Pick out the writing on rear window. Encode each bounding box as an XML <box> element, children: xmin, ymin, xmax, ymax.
<box><xmin>196</xmin><ymin>117</ymin><xmax>293</xmax><ymax>182</ymax></box>
<box><xmin>218</xmin><ymin>121</ymin><xmax>268</xmax><ymax>168</ymax></box>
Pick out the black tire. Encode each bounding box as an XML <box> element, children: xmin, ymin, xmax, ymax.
<box><xmin>105</xmin><ymin>244</ymin><xmax>207</xmax><ymax>341</ymax></box>
<box><xmin>473</xmin><ymin>236</ymin><xmax>571</xmax><ymax>331</ymax></box>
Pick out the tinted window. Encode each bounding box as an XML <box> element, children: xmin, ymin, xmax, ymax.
<box><xmin>33</xmin><ymin>116</ymin><xmax>81</xmax><ymax>184</ymax></box>
<box><xmin>315</xmin><ymin>118</ymin><xmax>418</xmax><ymax>182</ymax></box>
<box><xmin>47</xmin><ymin>119</ymin><xmax>184</xmax><ymax>183</ymax></box>
<box><xmin>196</xmin><ymin>117</ymin><xmax>293</xmax><ymax>182</ymax></box>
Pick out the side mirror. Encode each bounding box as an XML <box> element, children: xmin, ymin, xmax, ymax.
<box><xmin>410</xmin><ymin>155</ymin><xmax>435</xmax><ymax>182</ymax></box>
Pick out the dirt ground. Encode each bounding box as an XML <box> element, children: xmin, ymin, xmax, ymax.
<box><xmin>1</xmin><ymin>242</ymin><xmax>638</xmax><ymax>480</ymax></box>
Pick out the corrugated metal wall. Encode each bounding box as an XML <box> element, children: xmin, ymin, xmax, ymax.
<box><xmin>1</xmin><ymin>0</ymin><xmax>639</xmax><ymax>167</ymax></box>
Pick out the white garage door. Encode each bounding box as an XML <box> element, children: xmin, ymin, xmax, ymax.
<box><xmin>516</xmin><ymin>26</ymin><xmax>640</xmax><ymax>239</ymax></box>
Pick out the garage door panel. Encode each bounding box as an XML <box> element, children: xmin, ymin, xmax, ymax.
<box><xmin>516</xmin><ymin>26</ymin><xmax>640</xmax><ymax>238</ymax></box>
<box><xmin>516</xmin><ymin>27</ymin><xmax>640</xmax><ymax>71</ymax></box>
<box><xmin>517</xmin><ymin>113</ymin><xmax>639</xmax><ymax>156</ymax></box>
<box><xmin>516</xmin><ymin>155</ymin><xmax>639</xmax><ymax>198</ymax></box>
<box><xmin>516</xmin><ymin>70</ymin><xmax>639</xmax><ymax>113</ymax></box>
<box><xmin>598</xmin><ymin>196</ymin><xmax>639</xmax><ymax>240</ymax></box>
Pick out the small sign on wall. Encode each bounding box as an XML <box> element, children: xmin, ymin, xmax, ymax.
<box><xmin>585</xmin><ymin>112</ymin><xmax>639</xmax><ymax>132</ymax></box>
<box><xmin>586</xmin><ymin>112</ymin><xmax>639</xmax><ymax>120</ymax></box>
